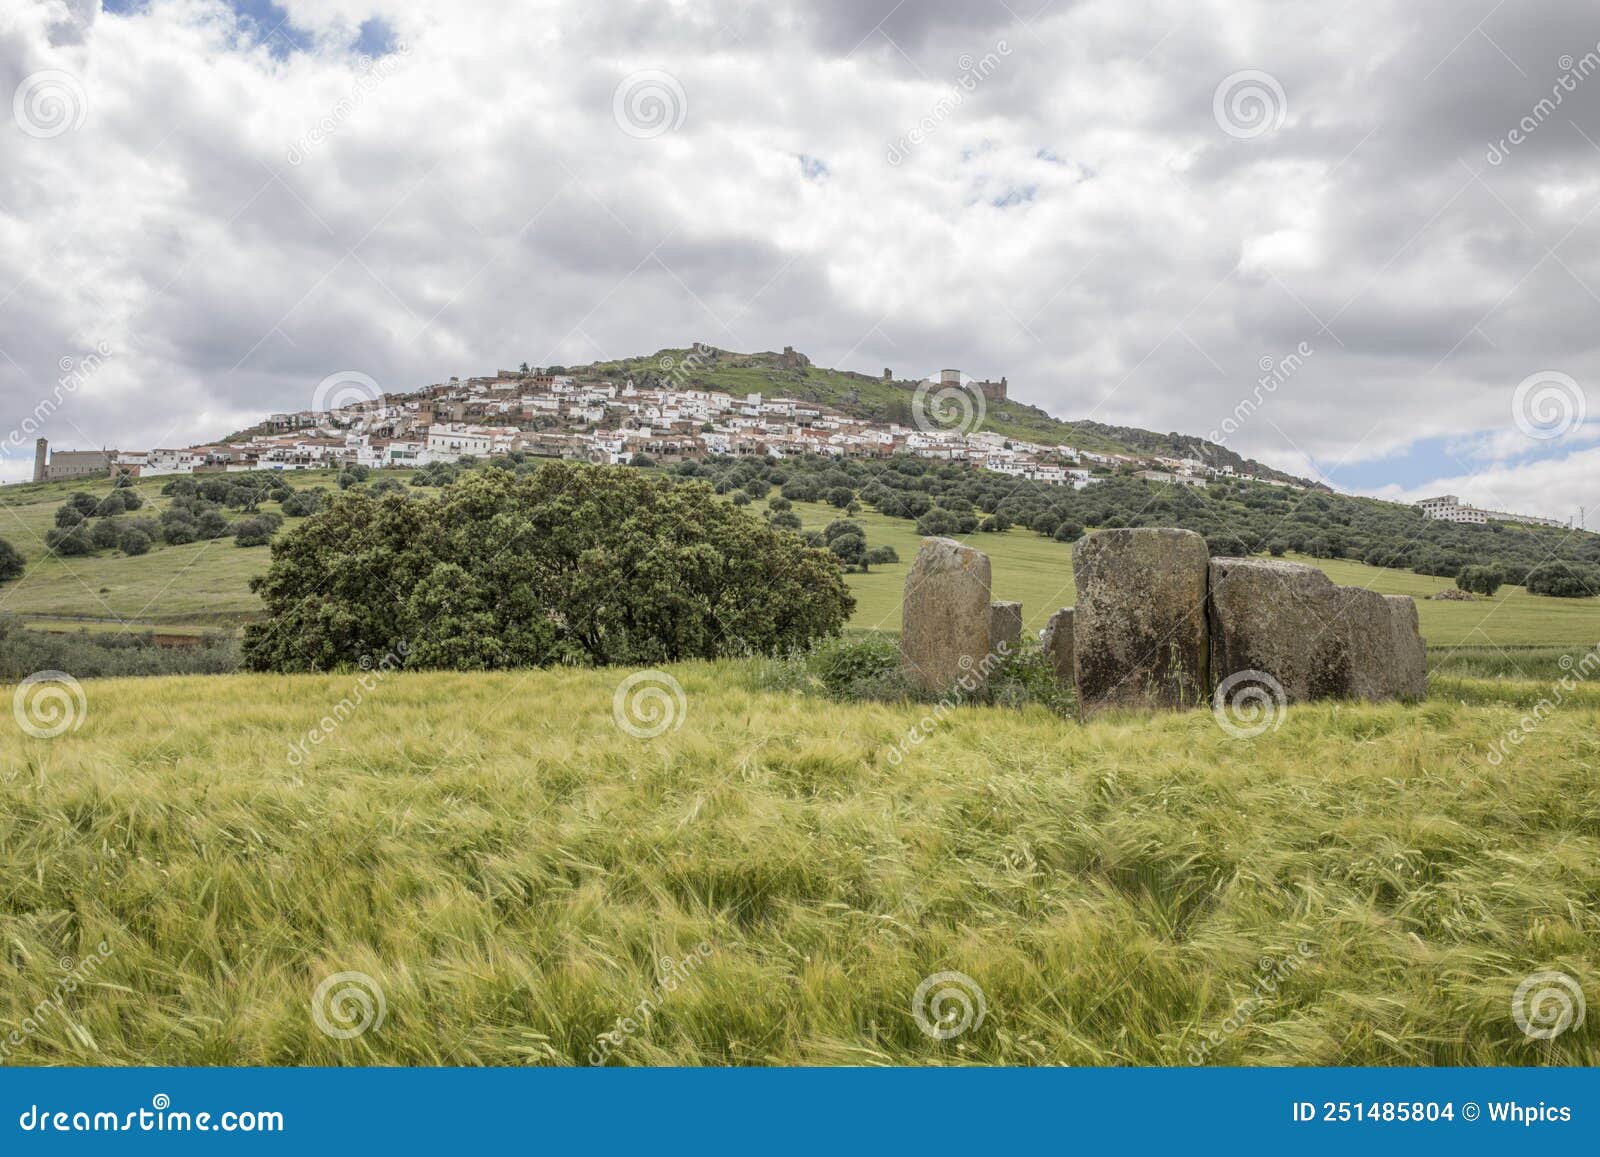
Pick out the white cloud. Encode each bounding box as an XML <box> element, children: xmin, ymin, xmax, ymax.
<box><xmin>0</xmin><ymin>0</ymin><xmax>1598</xmax><ymax>522</ymax></box>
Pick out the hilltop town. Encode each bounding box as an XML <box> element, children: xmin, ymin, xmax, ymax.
<box><xmin>30</xmin><ymin>345</ymin><xmax>1292</xmax><ymax>494</ymax></box>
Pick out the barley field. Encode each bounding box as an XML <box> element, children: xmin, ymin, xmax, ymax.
<box><xmin>1</xmin><ymin>663</ymin><xmax>1595</xmax><ymax>1066</ymax></box>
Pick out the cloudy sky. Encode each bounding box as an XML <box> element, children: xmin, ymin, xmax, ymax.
<box><xmin>2</xmin><ymin>0</ymin><xmax>1599</xmax><ymax>525</ymax></box>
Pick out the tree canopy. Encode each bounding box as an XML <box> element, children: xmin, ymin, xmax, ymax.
<box><xmin>242</xmin><ymin>463</ymin><xmax>854</xmax><ymax>671</ymax></box>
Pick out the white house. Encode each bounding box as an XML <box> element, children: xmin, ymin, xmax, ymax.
<box><xmin>427</xmin><ymin>424</ymin><xmax>493</xmax><ymax>461</ymax></box>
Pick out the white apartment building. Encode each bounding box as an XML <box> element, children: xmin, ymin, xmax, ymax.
<box><xmin>1417</xmin><ymin>495</ymin><xmax>1489</xmax><ymax>524</ymax></box>
<box><xmin>427</xmin><ymin>424</ymin><xmax>493</xmax><ymax>462</ymax></box>
<box><xmin>1417</xmin><ymin>495</ymin><xmax>1562</xmax><ymax>527</ymax></box>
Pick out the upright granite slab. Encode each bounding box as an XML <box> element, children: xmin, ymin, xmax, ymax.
<box><xmin>1072</xmin><ymin>528</ymin><xmax>1210</xmax><ymax>711</ymax></box>
<box><xmin>901</xmin><ymin>537</ymin><xmax>995</xmax><ymax>694</ymax></box>
<box><xmin>1384</xmin><ymin>594</ymin><xmax>1428</xmax><ymax>700</ymax></box>
<box><xmin>988</xmin><ymin>600</ymin><xmax>1023</xmax><ymax>658</ymax></box>
<box><xmin>1208</xmin><ymin>557</ymin><xmax>1423</xmax><ymax>703</ymax></box>
<box><xmin>1040</xmin><ymin>607</ymin><xmax>1075</xmax><ymax>685</ymax></box>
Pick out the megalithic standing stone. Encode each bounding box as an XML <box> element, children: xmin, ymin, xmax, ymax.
<box><xmin>1040</xmin><ymin>607</ymin><xmax>1075</xmax><ymax>685</ymax></box>
<box><xmin>988</xmin><ymin>600</ymin><xmax>1022</xmax><ymax>658</ymax></box>
<box><xmin>1072</xmin><ymin>528</ymin><xmax>1209</xmax><ymax>712</ymax></box>
<box><xmin>1208</xmin><ymin>556</ymin><xmax>1427</xmax><ymax>703</ymax></box>
<box><xmin>1384</xmin><ymin>594</ymin><xmax>1428</xmax><ymax>701</ymax></box>
<box><xmin>901</xmin><ymin>537</ymin><xmax>996</xmax><ymax>695</ymax></box>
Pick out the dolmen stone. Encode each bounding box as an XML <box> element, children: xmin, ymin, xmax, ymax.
<box><xmin>1208</xmin><ymin>557</ymin><xmax>1426</xmax><ymax>702</ymax></box>
<box><xmin>989</xmin><ymin>600</ymin><xmax>1023</xmax><ymax>659</ymax></box>
<box><xmin>1385</xmin><ymin>594</ymin><xmax>1428</xmax><ymax>700</ymax></box>
<box><xmin>1040</xmin><ymin>607</ymin><xmax>1075</xmax><ymax>685</ymax></box>
<box><xmin>1073</xmin><ymin>528</ymin><xmax>1210</xmax><ymax>712</ymax></box>
<box><xmin>901</xmin><ymin>537</ymin><xmax>996</xmax><ymax>694</ymax></box>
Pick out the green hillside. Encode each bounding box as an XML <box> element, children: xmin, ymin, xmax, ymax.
<box><xmin>0</xmin><ymin>470</ymin><xmax>436</xmax><ymax>630</ymax></box>
<box><xmin>3</xmin><ymin>471</ymin><xmax>1597</xmax><ymax>664</ymax></box>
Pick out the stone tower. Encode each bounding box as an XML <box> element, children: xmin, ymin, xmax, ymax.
<box><xmin>33</xmin><ymin>438</ymin><xmax>47</xmax><ymax>483</ymax></box>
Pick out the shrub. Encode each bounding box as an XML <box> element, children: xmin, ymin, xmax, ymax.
<box><xmin>916</xmin><ymin>508</ymin><xmax>976</xmax><ymax>537</ymax></box>
<box><xmin>233</xmin><ymin>517</ymin><xmax>275</xmax><ymax>547</ymax></box>
<box><xmin>828</xmin><ymin>532</ymin><xmax>867</xmax><ymax>570</ymax></box>
<box><xmin>118</xmin><ymin>528</ymin><xmax>152</xmax><ymax>556</ymax></box>
<box><xmin>1456</xmin><ymin>565</ymin><xmax>1503</xmax><ymax>597</ymax></box>
<box><xmin>826</xmin><ymin>486</ymin><xmax>854</xmax><ymax>509</ymax></box>
<box><xmin>769</xmin><ymin>511</ymin><xmax>802</xmax><ymax>532</ymax></box>
<box><xmin>0</xmin><ymin>538</ymin><xmax>24</xmax><ymax>583</ymax></box>
<box><xmin>730</xmin><ymin>491</ymin><xmax>751</xmax><ymax>506</ymax></box>
<box><xmin>805</xmin><ymin>633</ymin><xmax>907</xmax><ymax>699</ymax></box>
<box><xmin>94</xmin><ymin>491</ymin><xmax>128</xmax><ymax>517</ymax></box>
<box><xmin>864</xmin><ymin>545</ymin><xmax>899</xmax><ymax>566</ymax></box>
<box><xmin>280</xmin><ymin>488</ymin><xmax>326</xmax><ymax>517</ymax></box>
<box><xmin>45</xmin><ymin>527</ymin><xmax>93</xmax><ymax>556</ymax></box>
<box><xmin>0</xmin><ymin>615</ymin><xmax>239</xmax><ymax>679</ymax></box>
<box><xmin>66</xmin><ymin>492</ymin><xmax>99</xmax><ymax>516</ymax></box>
<box><xmin>1525</xmin><ymin>562</ymin><xmax>1600</xmax><ymax>598</ymax></box>
<box><xmin>54</xmin><ymin>505</ymin><xmax>86</xmax><ymax>529</ymax></box>
<box><xmin>196</xmin><ymin>510</ymin><xmax>231</xmax><ymax>539</ymax></box>
<box><xmin>1053</xmin><ymin>520</ymin><xmax>1084</xmax><ymax>543</ymax></box>
<box><xmin>823</xmin><ymin>519</ymin><xmax>864</xmax><ymax>543</ymax></box>
<box><xmin>242</xmin><ymin>463</ymin><xmax>855</xmax><ymax>672</ymax></box>
<box><xmin>89</xmin><ymin>518</ymin><xmax>124</xmax><ymax>550</ymax></box>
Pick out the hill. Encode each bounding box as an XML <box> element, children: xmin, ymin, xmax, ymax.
<box><xmin>572</xmin><ymin>346</ymin><xmax>1319</xmax><ymax>488</ymax></box>
<box><xmin>2</xmin><ymin>662</ymin><xmax>1595</xmax><ymax>1064</ymax></box>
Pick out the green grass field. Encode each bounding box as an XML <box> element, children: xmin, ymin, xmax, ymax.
<box><xmin>785</xmin><ymin>501</ymin><xmax>1600</xmax><ymax>653</ymax></box>
<box><xmin>0</xmin><ymin>471</ymin><xmax>389</xmax><ymax>628</ymax></box>
<box><xmin>1</xmin><ymin>663</ymin><xmax>1595</xmax><ymax>1065</ymax></box>
<box><xmin>3</xmin><ymin>474</ymin><xmax>1598</xmax><ymax>659</ymax></box>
